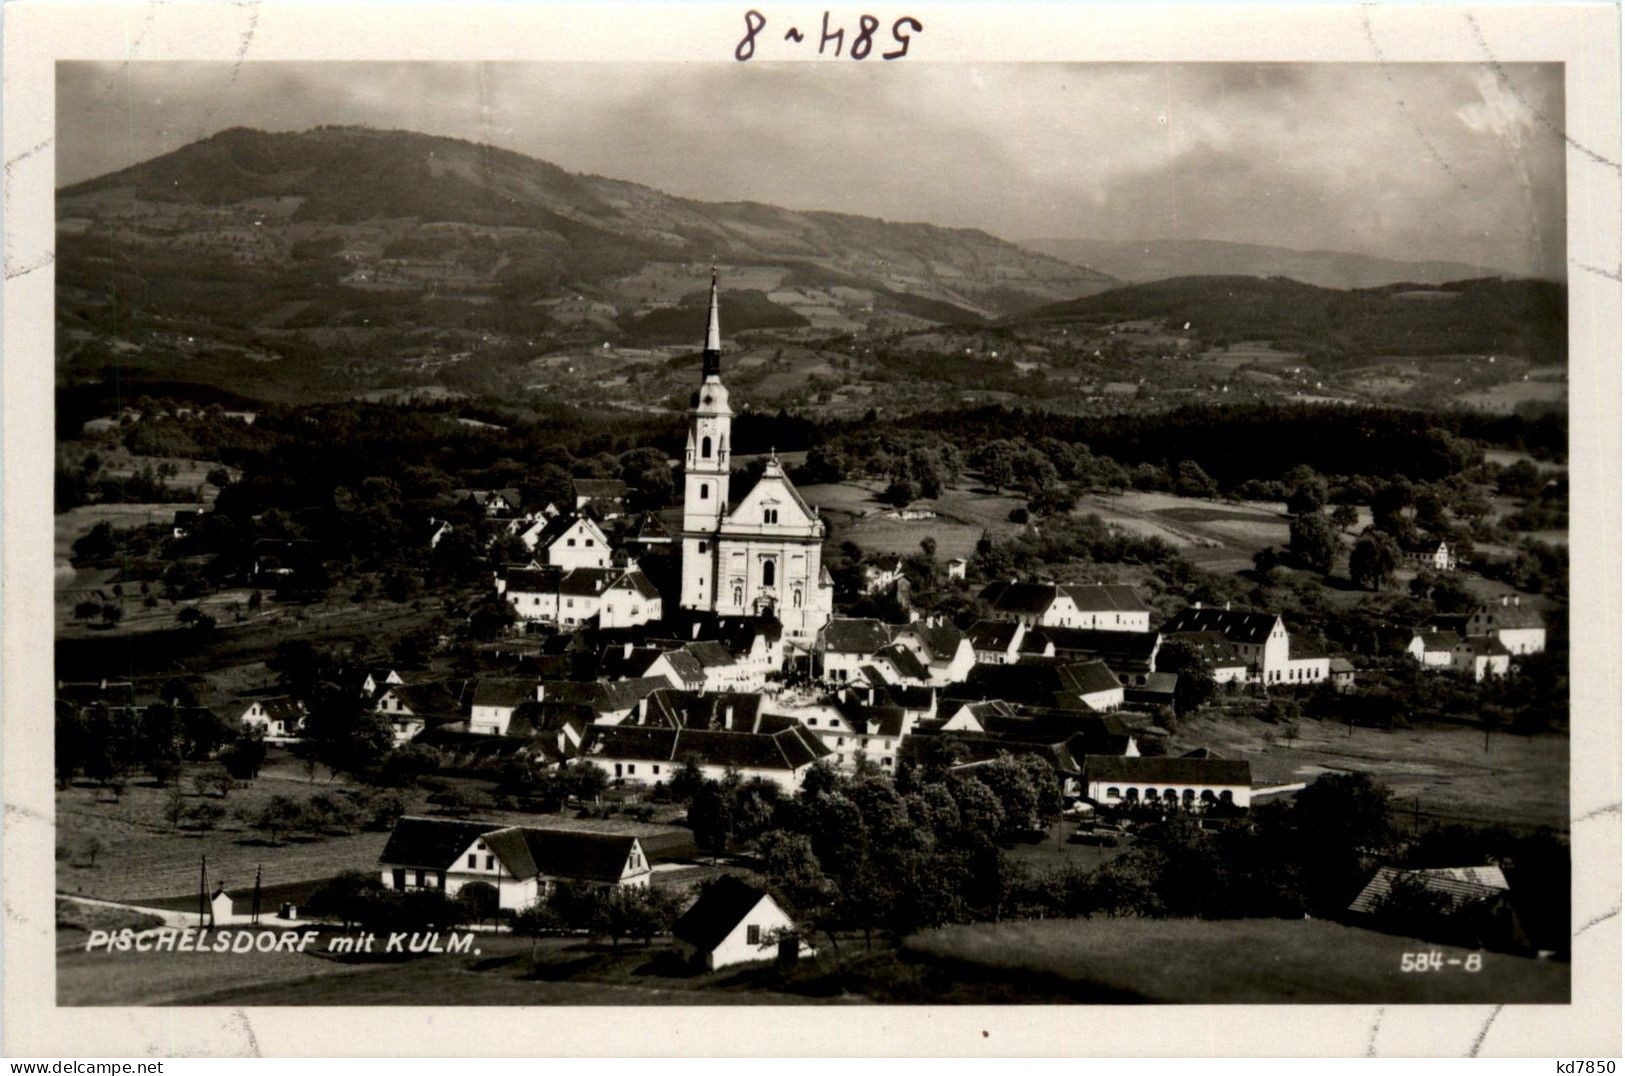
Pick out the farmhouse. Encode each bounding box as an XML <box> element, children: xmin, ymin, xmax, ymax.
<box><xmin>1160</xmin><ymin>604</ymin><xmax>1328</xmax><ymax>686</ymax></box>
<box><xmin>234</xmin><ymin>696</ymin><xmax>306</xmax><ymax>738</ymax></box>
<box><xmin>378</xmin><ymin>817</ymin><xmax>651</xmax><ymax>911</ymax></box>
<box><xmin>1035</xmin><ymin>627</ymin><xmax>1161</xmax><ymax>679</ymax></box>
<box><xmin>1082</xmin><ymin>755</ymin><xmax>1253</xmax><ymax>809</ymax></box>
<box><xmin>498</xmin><ymin>564</ymin><xmax>662</xmax><ymax>629</ymax></box>
<box><xmin>672</xmin><ymin>875</ymin><xmax>815</xmax><ymax>971</ymax></box>
<box><xmin>1407</xmin><ymin>632</ymin><xmax>1510</xmax><ymax>681</ymax></box>
<box><xmin>817</xmin><ymin>618</ymin><xmax>895</xmax><ymax>682</ymax></box>
<box><xmin>956</xmin><ymin>659</ymin><xmax>1125</xmax><ymax>712</ymax></box>
<box><xmin>578</xmin><ymin>700</ymin><xmax>830</xmax><ymax>791</ymax></box>
<box><xmin>887</xmin><ymin>619</ymin><xmax>976</xmax><ymax>685</ymax></box>
<box><xmin>375</xmin><ymin>683</ymin><xmax>464</xmax><ymax>742</ymax></box>
<box><xmin>861</xmin><ymin>556</ymin><xmax>906</xmax><ymax>595</ymax></box>
<box><xmin>468</xmin><ymin>677</ymin><xmax>540</xmax><ymax>735</ymax></box>
<box><xmin>1466</xmin><ymin>596</ymin><xmax>1546</xmax><ymax>655</ymax></box>
<box><xmin>524</xmin><ymin>513</ymin><xmax>611</xmax><ymax>569</ymax></box>
<box><xmin>1401</xmin><ymin>538</ymin><xmax>1459</xmax><ymax>572</ymax></box>
<box><xmin>967</xmin><ymin>619</ymin><xmax>1055</xmax><ymax>665</ymax></box>
<box><xmin>979</xmin><ymin>581</ymin><xmax>1152</xmax><ymax>631</ymax></box>
<box><xmin>572</xmin><ymin>477</ymin><xmax>628</xmax><ymax>519</ymax></box>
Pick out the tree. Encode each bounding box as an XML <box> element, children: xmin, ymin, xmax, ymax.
<box><xmin>919</xmin><ymin>536</ymin><xmax>938</xmax><ymax>560</ymax></box>
<box><xmin>1284</xmin><ymin>465</ymin><xmax>1329</xmax><ymax>516</ymax></box>
<box><xmin>252</xmin><ymin>795</ymin><xmax>305</xmax><ymax>844</ymax></box>
<box><xmin>1329</xmin><ymin>503</ymin><xmax>1359</xmax><ymax>531</ymax></box>
<box><xmin>512</xmin><ymin>899</ymin><xmax>565</xmax><ymax>962</ymax></box>
<box><xmin>1349</xmin><ymin>532</ymin><xmax>1400</xmax><ymax>591</ymax></box>
<box><xmin>688</xmin><ymin>781</ymin><xmax>734</xmax><ymax>860</ymax></box>
<box><xmin>100</xmin><ymin>603</ymin><xmax>124</xmax><ymax>628</ymax></box>
<box><xmin>456</xmin><ymin>881</ymin><xmax>501</xmax><ymax>928</ymax></box>
<box><xmin>1173</xmin><ymin>460</ymin><xmax>1218</xmax><ymax>499</ymax></box>
<box><xmin>1287</xmin><ymin>512</ymin><xmax>1339</xmax><ymax>575</ymax></box>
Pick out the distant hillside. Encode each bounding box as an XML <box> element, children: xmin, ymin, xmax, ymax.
<box><xmin>1008</xmin><ymin>275</ymin><xmax>1567</xmax><ymax>365</ymax></box>
<box><xmin>1020</xmin><ymin>237</ymin><xmax>1514</xmax><ymax>291</ymax></box>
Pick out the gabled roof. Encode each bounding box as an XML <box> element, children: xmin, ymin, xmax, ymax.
<box><xmin>606</xmin><ymin>569</ymin><xmax>662</xmax><ymax>600</ymax></box>
<box><xmin>1471</xmin><ymin>601</ymin><xmax>1545</xmax><ymax>630</ymax></box>
<box><xmin>532</xmin><ymin>513</ymin><xmax>604</xmax><ymax>550</ymax></box>
<box><xmin>238</xmin><ymin>696</ymin><xmax>305</xmax><ymax>723</ymax></box>
<box><xmin>891</xmin><ymin>621</ymin><xmax>968</xmax><ymax>661</ymax></box>
<box><xmin>1411</xmin><ymin>631</ymin><xmax>1463</xmax><ymax>653</ymax></box>
<box><xmin>1058</xmin><ymin>584</ymin><xmax>1150</xmax><ymax>613</ymax></box>
<box><xmin>1081</xmin><ymin>755</ymin><xmax>1251</xmax><ymax>786</ymax></box>
<box><xmin>1160</xmin><ymin>607</ymin><xmax>1281</xmax><ymax>645</ymax></box>
<box><xmin>872</xmin><ymin>642</ymin><xmax>931</xmax><ymax>682</ymax></box>
<box><xmin>379</xmin><ymin>817</ymin><xmax>497</xmax><ymax>869</ymax></box>
<box><xmin>572</xmin><ymin>478</ymin><xmax>627</xmax><ymax>500</ymax></box>
<box><xmin>1034</xmin><ymin>627</ymin><xmax>1160</xmax><ymax>666</ymax></box>
<box><xmin>630</xmin><ymin>512</ymin><xmax>671</xmax><ymax>541</ymax></box>
<box><xmin>683</xmin><ymin>641</ymin><xmax>739</xmax><ymax>669</ymax></box>
<box><xmin>382</xmin><ymin>683</ymin><xmax>464</xmax><ymax>717</ymax></box>
<box><xmin>968</xmin><ymin>620</ymin><xmax>1021</xmax><ymax>650</ymax></box>
<box><xmin>978</xmin><ymin>581</ymin><xmax>1059</xmax><ymax>616</ymax></box>
<box><xmin>820</xmin><ymin>618</ymin><xmax>893</xmax><ymax>655</ymax></box>
<box><xmin>471</xmin><ymin>678</ymin><xmax>538</xmax><ymax>710</ymax></box>
<box><xmin>558</xmin><ymin>567</ymin><xmax>623</xmax><ymax>597</ymax></box>
<box><xmin>519</xmin><ymin>828</ymin><xmax>641</xmax><ymax>883</ymax></box>
<box><xmin>1347</xmin><ymin>865</ymin><xmax>1511</xmax><ymax>916</ymax></box>
<box><xmin>581</xmin><ymin>720</ymin><xmax>829</xmax><ymax>771</ymax></box>
<box><xmin>504</xmin><ymin>567</ymin><xmax>565</xmax><ymax>595</ymax></box>
<box><xmin>672</xmin><ymin>875</ymin><xmax>772</xmax><ymax>952</ymax></box>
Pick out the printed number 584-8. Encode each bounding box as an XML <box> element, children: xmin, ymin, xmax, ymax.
<box><xmin>1400</xmin><ymin>951</ymin><xmax>1482</xmax><ymax>972</ymax></box>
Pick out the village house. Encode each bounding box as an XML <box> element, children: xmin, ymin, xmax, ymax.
<box><xmin>945</xmin><ymin>557</ymin><xmax>968</xmax><ymax>581</ymax></box>
<box><xmin>1035</xmin><ymin>626</ymin><xmax>1161</xmax><ymax>680</ymax></box>
<box><xmin>1401</xmin><ymin>538</ymin><xmax>1459</xmax><ymax>572</ymax></box>
<box><xmin>1082</xmin><ymin>754</ymin><xmax>1253</xmax><ymax>809</ymax></box>
<box><xmin>578</xmin><ymin>694</ymin><xmax>830</xmax><ymax>791</ymax></box>
<box><xmin>375</xmin><ymin>682</ymin><xmax>464</xmax><ymax>742</ymax></box>
<box><xmin>468</xmin><ymin>677</ymin><xmax>541</xmax><ymax>735</ymax></box>
<box><xmin>1466</xmin><ymin>596</ymin><xmax>1546</xmax><ymax>655</ymax></box>
<box><xmin>625</xmin><ymin>512</ymin><xmax>673</xmax><ymax>549</ymax></box>
<box><xmin>967</xmin><ymin>619</ymin><xmax>1055</xmax><ymax>665</ymax></box>
<box><xmin>378</xmin><ymin>817</ymin><xmax>652</xmax><ymax>912</ymax></box>
<box><xmin>1346</xmin><ymin>865</ymin><xmax>1528</xmax><ymax>952</ymax></box>
<box><xmin>359</xmin><ymin>667</ymin><xmax>404</xmax><ymax>700</ymax></box>
<box><xmin>424</xmin><ymin>517</ymin><xmax>454</xmax><ymax>550</ymax></box>
<box><xmin>497</xmin><ymin>565</ymin><xmax>662</xmax><ymax>630</ymax></box>
<box><xmin>887</xmin><ymin>619</ymin><xmax>976</xmax><ymax>686</ymax></box>
<box><xmin>524</xmin><ymin>513</ymin><xmax>612</xmax><ymax>569</ymax></box>
<box><xmin>1160</xmin><ymin>604</ymin><xmax>1328</xmax><ymax>686</ymax></box>
<box><xmin>233</xmin><ymin>696</ymin><xmax>306</xmax><ymax>739</ymax></box>
<box><xmin>572</xmin><ymin>477</ymin><xmax>628</xmax><ymax>520</ymax></box>
<box><xmin>672</xmin><ymin>875</ymin><xmax>815</xmax><ymax>971</ymax></box>
<box><xmin>861</xmin><ymin>556</ymin><xmax>906</xmax><ymax>595</ymax></box>
<box><xmin>955</xmin><ymin>659</ymin><xmax>1125</xmax><ymax>712</ymax></box>
<box><xmin>457</xmin><ymin>488</ymin><xmax>523</xmax><ymax>518</ymax></box>
<box><xmin>979</xmin><ymin>581</ymin><xmax>1153</xmax><ymax>632</ymax></box>
<box><xmin>816</xmin><ymin>618</ymin><xmax>895</xmax><ymax>683</ymax></box>
<box><xmin>1407</xmin><ymin>631</ymin><xmax>1511</xmax><ymax>681</ymax></box>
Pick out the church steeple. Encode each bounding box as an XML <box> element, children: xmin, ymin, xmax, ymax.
<box><xmin>702</xmin><ymin>267</ymin><xmax>722</xmax><ymax>376</ymax></box>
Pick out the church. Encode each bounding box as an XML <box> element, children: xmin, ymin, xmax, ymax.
<box><xmin>679</xmin><ymin>272</ymin><xmax>835</xmax><ymax>645</ymax></box>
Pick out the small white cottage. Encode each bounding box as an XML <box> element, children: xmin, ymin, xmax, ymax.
<box><xmin>671</xmin><ymin>876</ymin><xmax>815</xmax><ymax>971</ymax></box>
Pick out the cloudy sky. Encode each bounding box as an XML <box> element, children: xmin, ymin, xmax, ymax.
<box><xmin>59</xmin><ymin>62</ymin><xmax>1565</xmax><ymax>278</ymax></box>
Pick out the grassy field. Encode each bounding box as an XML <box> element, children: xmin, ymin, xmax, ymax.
<box><xmin>58</xmin><ymin>930</ymin><xmax>842</xmax><ymax>1006</ymax></box>
<box><xmin>1073</xmin><ymin>490</ymin><xmax>1290</xmax><ymax>572</ymax></box>
<box><xmin>1173</xmin><ymin>714</ymin><xmax>1568</xmax><ymax>831</ymax></box>
<box><xmin>905</xmin><ymin>918</ymin><xmax>1569</xmax><ymax>1003</ymax></box>
<box><xmin>55</xmin><ymin>756</ymin><xmax>692</xmax><ymax>904</ymax></box>
<box><xmin>800</xmin><ymin>481</ymin><xmax>1027</xmax><ymax>561</ymax></box>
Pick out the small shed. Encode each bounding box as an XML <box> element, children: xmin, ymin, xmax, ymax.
<box><xmin>208</xmin><ymin>886</ymin><xmax>234</xmax><ymax>927</ymax></box>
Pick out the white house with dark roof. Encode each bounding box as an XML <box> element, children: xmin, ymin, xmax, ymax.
<box><xmin>1407</xmin><ymin>632</ymin><xmax>1510</xmax><ymax>681</ymax></box>
<box><xmin>1160</xmin><ymin>604</ymin><xmax>1327</xmax><ymax>686</ymax></box>
<box><xmin>375</xmin><ymin>682</ymin><xmax>465</xmax><ymax>743</ymax></box>
<box><xmin>469</xmin><ymin>677</ymin><xmax>541</xmax><ymax>735</ymax></box>
<box><xmin>498</xmin><ymin>564</ymin><xmax>662</xmax><ymax>630</ymax></box>
<box><xmin>979</xmin><ymin>581</ymin><xmax>1152</xmax><ymax>632</ymax></box>
<box><xmin>234</xmin><ymin>697</ymin><xmax>306</xmax><ymax>739</ymax></box>
<box><xmin>967</xmin><ymin>619</ymin><xmax>1057</xmax><ymax>665</ymax></box>
<box><xmin>1401</xmin><ymin>538</ymin><xmax>1459</xmax><ymax>573</ymax></box>
<box><xmin>888</xmin><ymin>619</ymin><xmax>976</xmax><ymax>685</ymax></box>
<box><xmin>1083</xmin><ymin>755</ymin><xmax>1252</xmax><ymax>810</ymax></box>
<box><xmin>525</xmin><ymin>513</ymin><xmax>611</xmax><ymax>570</ymax></box>
<box><xmin>378</xmin><ymin>817</ymin><xmax>651</xmax><ymax>911</ymax></box>
<box><xmin>817</xmin><ymin>618</ymin><xmax>895</xmax><ymax>682</ymax></box>
<box><xmin>579</xmin><ymin>693</ymin><xmax>831</xmax><ymax>791</ymax></box>
<box><xmin>673</xmin><ymin>875</ymin><xmax>815</xmax><ymax>970</ymax></box>
<box><xmin>1467</xmin><ymin>596</ymin><xmax>1546</xmax><ymax>655</ymax></box>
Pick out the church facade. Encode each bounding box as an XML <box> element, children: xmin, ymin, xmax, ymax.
<box><xmin>679</xmin><ymin>273</ymin><xmax>835</xmax><ymax>645</ymax></box>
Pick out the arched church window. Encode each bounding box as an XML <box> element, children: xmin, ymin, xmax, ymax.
<box><xmin>762</xmin><ymin>560</ymin><xmax>776</xmax><ymax>587</ymax></box>
<box><xmin>792</xmin><ymin>588</ymin><xmax>803</xmax><ymax>608</ymax></box>
<box><xmin>764</xmin><ymin>508</ymin><xmax>778</xmax><ymax>524</ymax></box>
<box><xmin>701</xmin><ymin>436</ymin><xmax>712</xmax><ymax>459</ymax></box>
<box><xmin>700</xmin><ymin>484</ymin><xmax>709</xmax><ymax>500</ymax></box>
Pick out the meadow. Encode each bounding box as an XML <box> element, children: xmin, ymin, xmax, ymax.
<box><xmin>902</xmin><ymin>917</ymin><xmax>1569</xmax><ymax>1003</ymax></box>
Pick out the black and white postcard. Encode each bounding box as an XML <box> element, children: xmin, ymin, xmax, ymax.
<box><xmin>3</xmin><ymin>1</ymin><xmax>1618</xmax><ymax>1059</ymax></box>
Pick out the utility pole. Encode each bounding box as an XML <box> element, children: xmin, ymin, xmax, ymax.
<box><xmin>252</xmin><ymin>864</ymin><xmax>263</xmax><ymax>925</ymax></box>
<box><xmin>198</xmin><ymin>854</ymin><xmax>208</xmax><ymax>928</ymax></box>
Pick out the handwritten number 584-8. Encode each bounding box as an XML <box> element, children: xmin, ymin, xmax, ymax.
<box><xmin>736</xmin><ymin>11</ymin><xmax>922</xmax><ymax>60</ymax></box>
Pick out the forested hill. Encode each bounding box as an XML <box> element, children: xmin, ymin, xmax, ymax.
<box><xmin>1007</xmin><ymin>275</ymin><xmax>1567</xmax><ymax>366</ymax></box>
<box><xmin>58</xmin><ymin>125</ymin><xmax>1116</xmax><ymax>319</ymax></box>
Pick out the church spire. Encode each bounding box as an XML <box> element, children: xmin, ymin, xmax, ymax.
<box><xmin>702</xmin><ymin>266</ymin><xmax>722</xmax><ymax>376</ymax></box>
